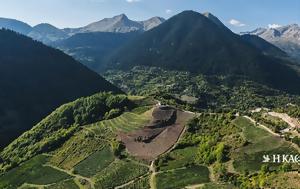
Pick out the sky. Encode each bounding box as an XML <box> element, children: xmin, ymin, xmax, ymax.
<box><xmin>0</xmin><ymin>0</ymin><xmax>299</xmax><ymax>32</ymax></box>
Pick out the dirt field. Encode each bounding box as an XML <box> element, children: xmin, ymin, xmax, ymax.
<box><xmin>119</xmin><ymin>106</ymin><xmax>195</xmax><ymax>161</ymax></box>
<box><xmin>268</xmin><ymin>112</ymin><xmax>300</xmax><ymax>128</ymax></box>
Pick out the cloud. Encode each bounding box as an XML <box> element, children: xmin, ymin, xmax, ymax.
<box><xmin>268</xmin><ymin>24</ymin><xmax>281</xmax><ymax>29</ymax></box>
<box><xmin>165</xmin><ymin>9</ymin><xmax>173</xmax><ymax>14</ymax></box>
<box><xmin>229</xmin><ymin>19</ymin><xmax>246</xmax><ymax>27</ymax></box>
<box><xmin>126</xmin><ymin>0</ymin><xmax>141</xmax><ymax>3</ymax></box>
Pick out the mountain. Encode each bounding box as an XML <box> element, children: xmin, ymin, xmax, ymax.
<box><xmin>28</xmin><ymin>23</ymin><xmax>68</xmax><ymax>44</ymax></box>
<box><xmin>139</xmin><ymin>16</ymin><xmax>166</xmax><ymax>31</ymax></box>
<box><xmin>0</xmin><ymin>17</ymin><xmax>32</xmax><ymax>35</ymax></box>
<box><xmin>202</xmin><ymin>12</ymin><xmax>227</xmax><ymax>30</ymax></box>
<box><xmin>243</xmin><ymin>24</ymin><xmax>300</xmax><ymax>60</ymax></box>
<box><xmin>0</xmin><ymin>29</ymin><xmax>122</xmax><ymax>149</ymax></box>
<box><xmin>102</xmin><ymin>11</ymin><xmax>300</xmax><ymax>94</ymax></box>
<box><xmin>241</xmin><ymin>34</ymin><xmax>288</xmax><ymax>57</ymax></box>
<box><xmin>63</xmin><ymin>14</ymin><xmax>165</xmax><ymax>35</ymax></box>
<box><xmin>53</xmin><ymin>31</ymin><xmax>140</xmax><ymax>71</ymax></box>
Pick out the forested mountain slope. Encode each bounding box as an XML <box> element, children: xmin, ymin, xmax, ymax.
<box><xmin>0</xmin><ymin>29</ymin><xmax>122</xmax><ymax>149</ymax></box>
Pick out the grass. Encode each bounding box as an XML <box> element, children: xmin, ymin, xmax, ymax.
<box><xmin>96</xmin><ymin>112</ymin><xmax>150</xmax><ymax>133</ymax></box>
<box><xmin>45</xmin><ymin>179</ymin><xmax>79</xmax><ymax>189</ymax></box>
<box><xmin>156</xmin><ymin>165</ymin><xmax>210</xmax><ymax>189</ymax></box>
<box><xmin>50</xmin><ymin>129</ymin><xmax>107</xmax><ymax>170</ymax></box>
<box><xmin>233</xmin><ymin>146</ymin><xmax>297</xmax><ymax>173</ymax></box>
<box><xmin>158</xmin><ymin>147</ymin><xmax>197</xmax><ymax>171</ymax></box>
<box><xmin>232</xmin><ymin>117</ymin><xmax>298</xmax><ymax>173</ymax></box>
<box><xmin>73</xmin><ymin>147</ymin><xmax>115</xmax><ymax>177</ymax></box>
<box><xmin>0</xmin><ymin>155</ymin><xmax>71</xmax><ymax>189</ymax></box>
<box><xmin>131</xmin><ymin>105</ymin><xmax>153</xmax><ymax>114</ymax></box>
<box><xmin>94</xmin><ymin>159</ymin><xmax>149</xmax><ymax>189</ymax></box>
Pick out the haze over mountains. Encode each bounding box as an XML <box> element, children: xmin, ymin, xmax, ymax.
<box><xmin>0</xmin><ymin>14</ymin><xmax>165</xmax><ymax>44</ymax></box>
<box><xmin>0</xmin><ymin>29</ymin><xmax>121</xmax><ymax>149</ymax></box>
<box><xmin>243</xmin><ymin>24</ymin><xmax>300</xmax><ymax>60</ymax></box>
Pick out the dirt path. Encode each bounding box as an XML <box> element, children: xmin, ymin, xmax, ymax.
<box><xmin>244</xmin><ymin>116</ymin><xmax>300</xmax><ymax>153</ymax></box>
<box><xmin>18</xmin><ymin>183</ymin><xmax>47</xmax><ymax>189</ymax></box>
<box><xmin>243</xmin><ymin>116</ymin><xmax>280</xmax><ymax>137</ymax></box>
<box><xmin>149</xmin><ymin>161</ymin><xmax>157</xmax><ymax>189</ymax></box>
<box><xmin>268</xmin><ymin>112</ymin><xmax>300</xmax><ymax>128</ymax></box>
<box><xmin>185</xmin><ymin>184</ymin><xmax>205</xmax><ymax>189</ymax></box>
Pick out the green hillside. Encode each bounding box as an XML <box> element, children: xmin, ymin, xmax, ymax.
<box><xmin>0</xmin><ymin>92</ymin><xmax>132</xmax><ymax>172</ymax></box>
<box><xmin>2</xmin><ymin>101</ymin><xmax>299</xmax><ymax>188</ymax></box>
<box><xmin>104</xmin><ymin>66</ymin><xmax>300</xmax><ymax>112</ymax></box>
<box><xmin>0</xmin><ymin>29</ymin><xmax>122</xmax><ymax>149</ymax></box>
<box><xmin>103</xmin><ymin>11</ymin><xmax>300</xmax><ymax>94</ymax></box>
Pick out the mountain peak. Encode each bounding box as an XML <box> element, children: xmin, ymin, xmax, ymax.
<box><xmin>202</xmin><ymin>12</ymin><xmax>227</xmax><ymax>29</ymax></box>
<box><xmin>202</xmin><ymin>12</ymin><xmax>214</xmax><ymax>17</ymax></box>
<box><xmin>113</xmin><ymin>14</ymin><xmax>129</xmax><ymax>21</ymax></box>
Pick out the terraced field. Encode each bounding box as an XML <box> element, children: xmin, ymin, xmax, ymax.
<box><xmin>0</xmin><ymin>155</ymin><xmax>71</xmax><ymax>189</ymax></box>
<box><xmin>73</xmin><ymin>147</ymin><xmax>115</xmax><ymax>177</ymax></box>
<box><xmin>89</xmin><ymin>112</ymin><xmax>151</xmax><ymax>134</ymax></box>
<box><xmin>232</xmin><ymin>117</ymin><xmax>299</xmax><ymax>173</ymax></box>
<box><xmin>94</xmin><ymin>159</ymin><xmax>149</xmax><ymax>189</ymax></box>
<box><xmin>156</xmin><ymin>165</ymin><xmax>210</xmax><ymax>189</ymax></box>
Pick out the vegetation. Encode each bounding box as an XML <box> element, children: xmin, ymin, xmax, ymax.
<box><xmin>157</xmin><ymin>147</ymin><xmax>197</xmax><ymax>171</ymax></box>
<box><xmin>45</xmin><ymin>179</ymin><xmax>79</xmax><ymax>189</ymax></box>
<box><xmin>73</xmin><ymin>147</ymin><xmax>115</xmax><ymax>177</ymax></box>
<box><xmin>99</xmin><ymin>112</ymin><xmax>151</xmax><ymax>133</ymax></box>
<box><xmin>104</xmin><ymin>66</ymin><xmax>300</xmax><ymax>112</ymax></box>
<box><xmin>231</xmin><ymin>117</ymin><xmax>297</xmax><ymax>173</ymax></box>
<box><xmin>103</xmin><ymin>11</ymin><xmax>300</xmax><ymax>94</ymax></box>
<box><xmin>0</xmin><ymin>92</ymin><xmax>131</xmax><ymax>172</ymax></box>
<box><xmin>0</xmin><ymin>155</ymin><xmax>71</xmax><ymax>189</ymax></box>
<box><xmin>274</xmin><ymin>104</ymin><xmax>300</xmax><ymax>119</ymax></box>
<box><xmin>156</xmin><ymin>165</ymin><xmax>210</xmax><ymax>189</ymax></box>
<box><xmin>0</xmin><ymin>29</ymin><xmax>121</xmax><ymax>149</ymax></box>
<box><xmin>94</xmin><ymin>160</ymin><xmax>149</xmax><ymax>189</ymax></box>
<box><xmin>49</xmin><ymin>129</ymin><xmax>109</xmax><ymax>170</ymax></box>
<box><xmin>122</xmin><ymin>175</ymin><xmax>150</xmax><ymax>189</ymax></box>
<box><xmin>251</xmin><ymin>112</ymin><xmax>289</xmax><ymax>133</ymax></box>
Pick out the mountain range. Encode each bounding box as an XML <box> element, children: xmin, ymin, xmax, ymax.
<box><xmin>53</xmin><ymin>31</ymin><xmax>140</xmax><ymax>71</ymax></box>
<box><xmin>0</xmin><ymin>14</ymin><xmax>165</xmax><ymax>44</ymax></box>
<box><xmin>242</xmin><ymin>24</ymin><xmax>300</xmax><ymax>60</ymax></box>
<box><xmin>0</xmin><ymin>10</ymin><xmax>300</xmax><ymax>189</ymax></box>
<box><xmin>102</xmin><ymin>11</ymin><xmax>300</xmax><ymax>94</ymax></box>
<box><xmin>0</xmin><ymin>29</ymin><xmax>121</xmax><ymax>149</ymax></box>
<box><xmin>63</xmin><ymin>14</ymin><xmax>165</xmax><ymax>35</ymax></box>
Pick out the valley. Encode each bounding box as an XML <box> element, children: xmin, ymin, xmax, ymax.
<box><xmin>0</xmin><ymin>5</ymin><xmax>300</xmax><ymax>189</ymax></box>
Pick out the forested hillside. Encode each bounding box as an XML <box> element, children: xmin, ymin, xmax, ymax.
<box><xmin>0</xmin><ymin>29</ymin><xmax>121</xmax><ymax>149</ymax></box>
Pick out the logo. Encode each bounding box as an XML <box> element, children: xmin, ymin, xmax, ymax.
<box><xmin>262</xmin><ymin>154</ymin><xmax>300</xmax><ymax>164</ymax></box>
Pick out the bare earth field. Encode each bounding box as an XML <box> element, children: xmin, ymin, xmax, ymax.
<box><xmin>119</xmin><ymin>106</ymin><xmax>194</xmax><ymax>161</ymax></box>
<box><xmin>268</xmin><ymin>112</ymin><xmax>300</xmax><ymax>128</ymax></box>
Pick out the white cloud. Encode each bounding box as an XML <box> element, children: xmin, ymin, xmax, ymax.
<box><xmin>229</xmin><ymin>19</ymin><xmax>246</xmax><ymax>27</ymax></box>
<box><xmin>165</xmin><ymin>9</ymin><xmax>173</xmax><ymax>14</ymax></box>
<box><xmin>268</xmin><ymin>24</ymin><xmax>281</xmax><ymax>29</ymax></box>
<box><xmin>126</xmin><ymin>0</ymin><xmax>141</xmax><ymax>3</ymax></box>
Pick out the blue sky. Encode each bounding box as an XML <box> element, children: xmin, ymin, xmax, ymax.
<box><xmin>0</xmin><ymin>0</ymin><xmax>299</xmax><ymax>32</ymax></box>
